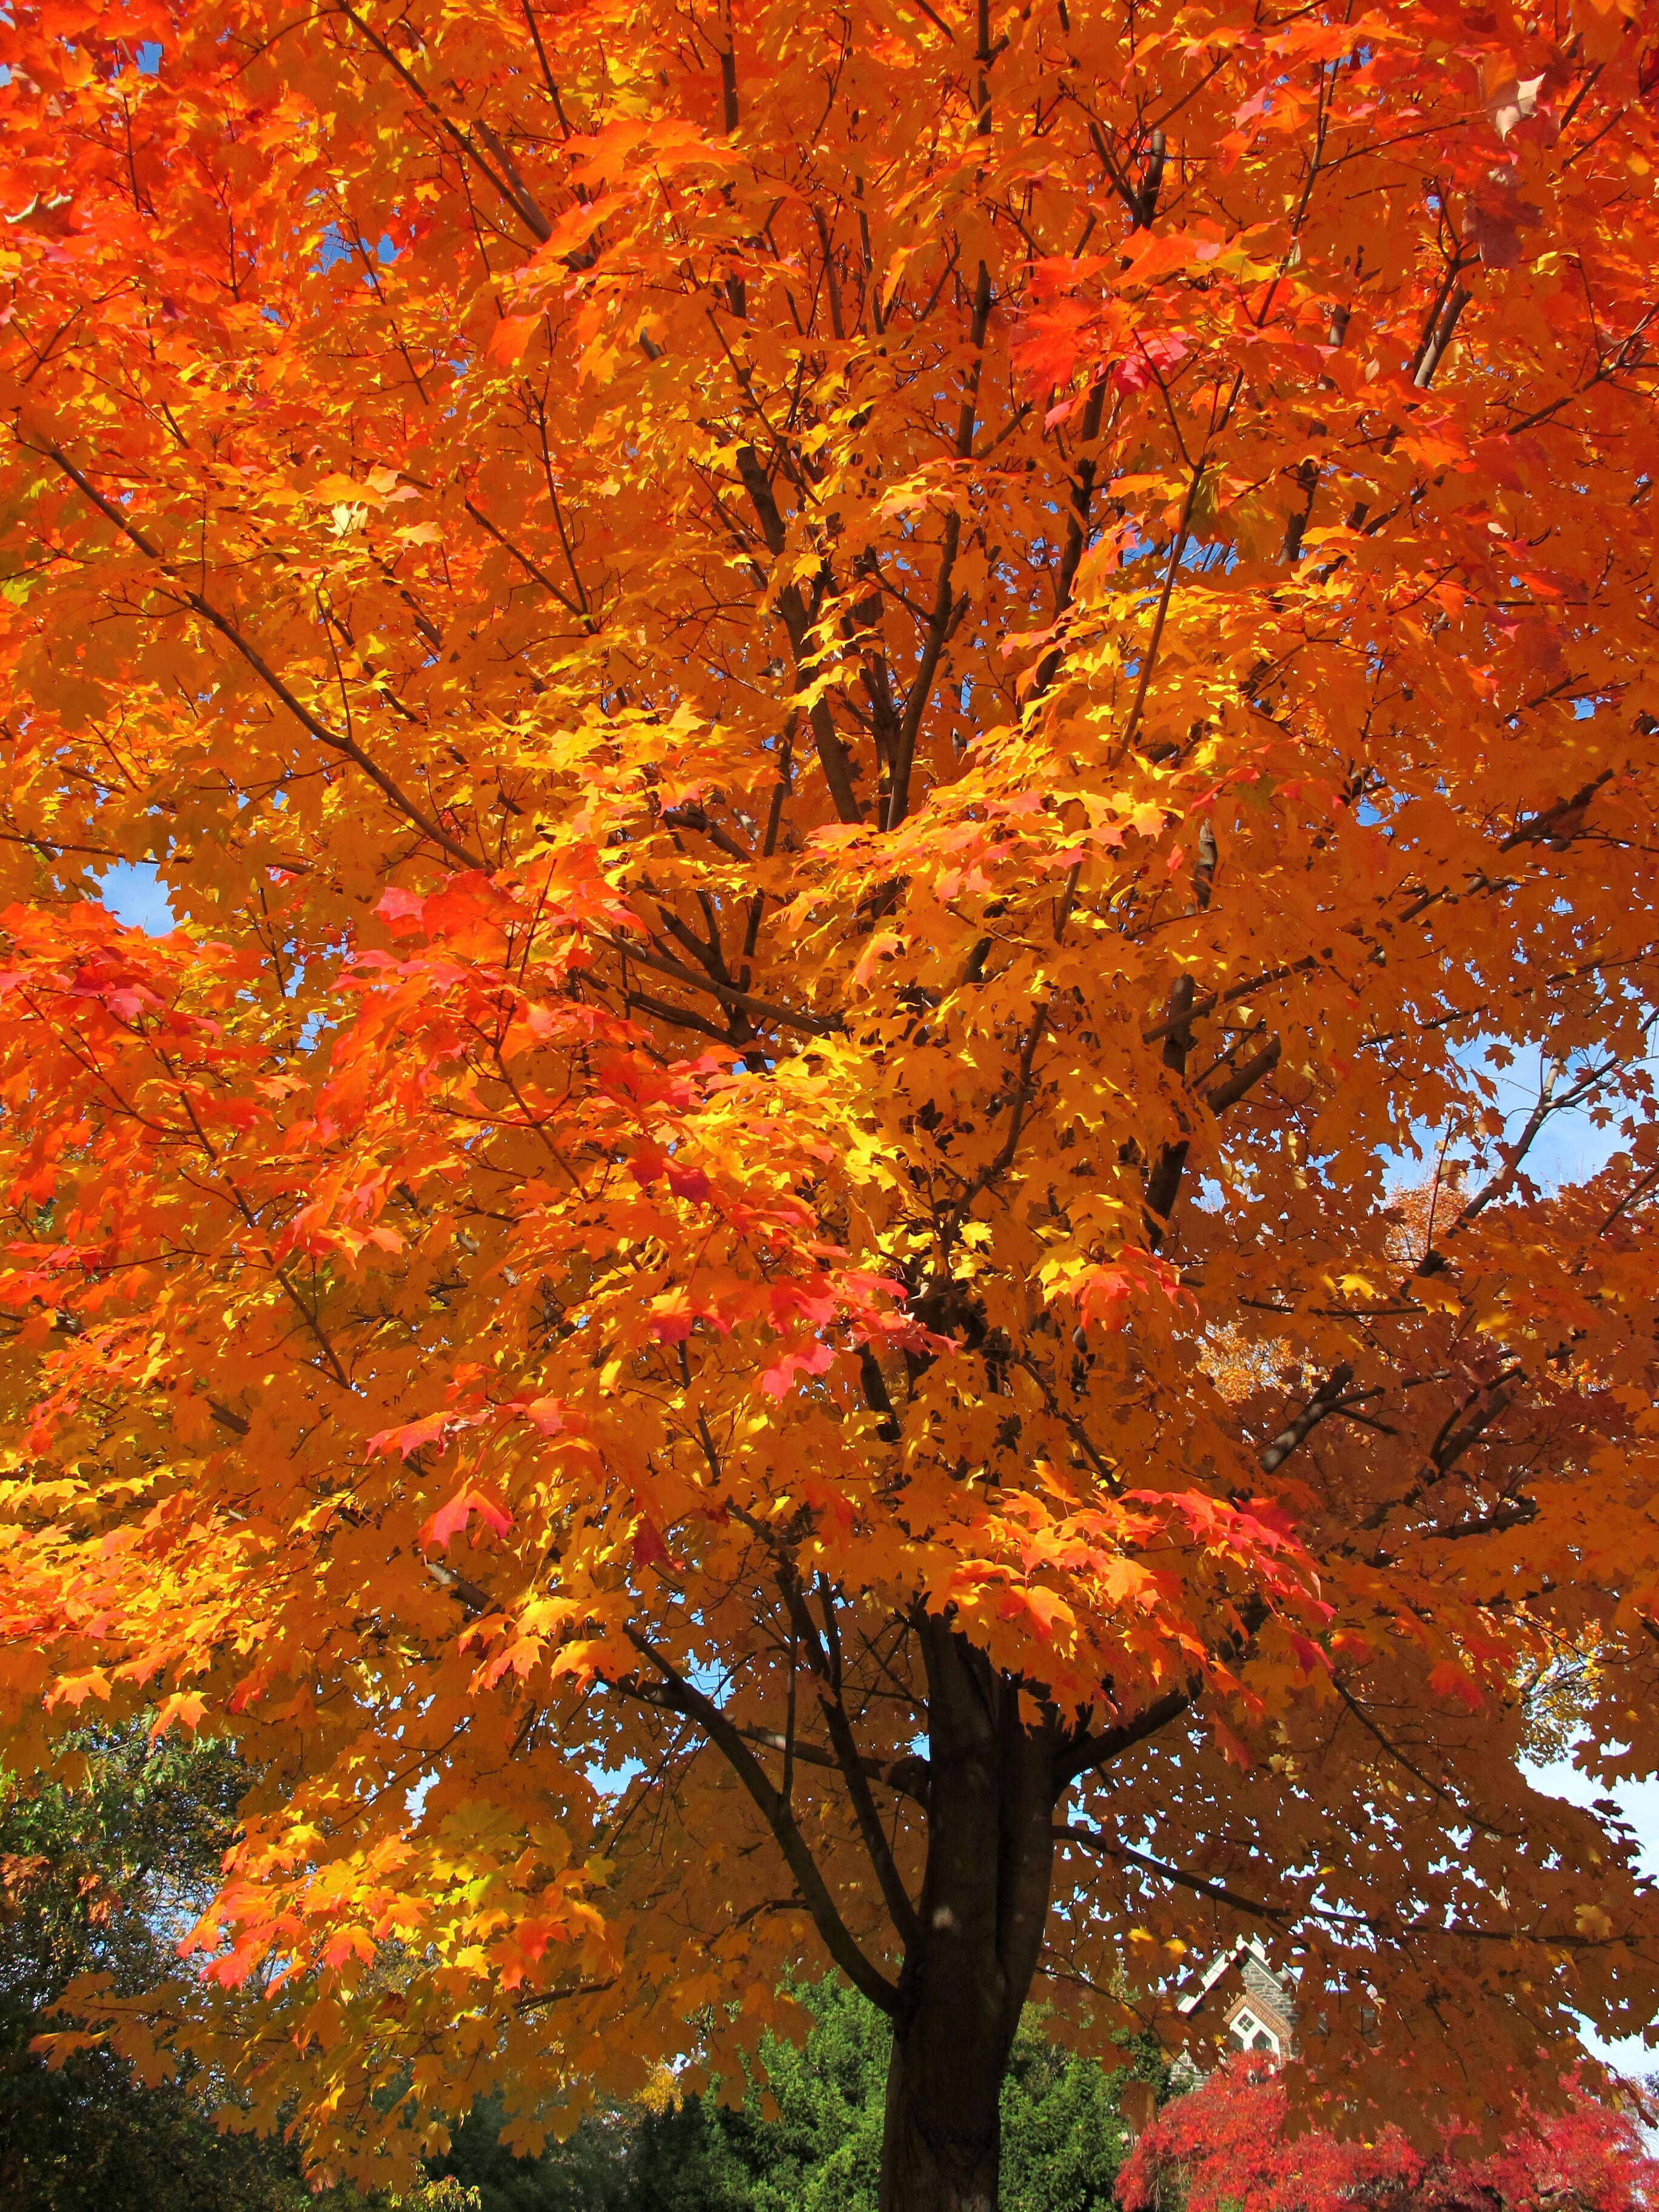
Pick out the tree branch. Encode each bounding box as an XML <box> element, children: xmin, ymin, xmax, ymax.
<box><xmin>36</xmin><ymin>443</ymin><xmax>484</xmax><ymax>871</ymax></box>
<box><xmin>337</xmin><ymin>4</ymin><xmax>552</xmax><ymax>243</ymax></box>
<box><xmin>941</xmin><ymin>1003</ymin><xmax>1049</xmax><ymax>1249</ymax></box>
<box><xmin>463</xmin><ymin>495</ymin><xmax>589</xmax><ymax>622</ymax></box>
<box><xmin>1258</xmin><ymin>1365</ymin><xmax>1355</xmax><ymax>1475</ymax></box>
<box><xmin>1057</xmin><ymin>1823</ymin><xmax>1291</xmax><ymax>1929</ymax></box>
<box><xmin>778</xmin><ymin>1575</ymin><xmax>922</xmax><ymax>1949</ymax></box>
<box><xmin>1205</xmin><ymin>1034</ymin><xmax>1282</xmax><ymax>1114</ymax></box>
<box><xmin>1054</xmin><ymin>1688</ymin><xmax>1193</xmax><ymax>1789</ymax></box>
<box><xmin>1330</xmin><ymin>1679</ymin><xmax>1506</xmax><ymax>1837</ymax></box>
<box><xmin>731</xmin><ymin>1723</ymin><xmax>930</xmax><ymax>1803</ymax></box>
<box><xmin>598</xmin><ymin>933</ymin><xmax>841</xmax><ymax>1035</ymax></box>
<box><xmin>622</xmin><ymin>1631</ymin><xmax>900</xmax><ymax>2013</ymax></box>
<box><xmin>732</xmin><ymin>444</ymin><xmax>862</xmax><ymax>824</ymax></box>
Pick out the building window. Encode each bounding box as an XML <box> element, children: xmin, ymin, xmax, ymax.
<box><xmin>1228</xmin><ymin>2007</ymin><xmax>1281</xmax><ymax>2056</ymax></box>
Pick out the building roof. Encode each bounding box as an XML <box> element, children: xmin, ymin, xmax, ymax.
<box><xmin>1175</xmin><ymin>1933</ymin><xmax>1278</xmax><ymax>2016</ymax></box>
<box><xmin>1175</xmin><ymin>1935</ymin><xmax>1296</xmax><ymax>2060</ymax></box>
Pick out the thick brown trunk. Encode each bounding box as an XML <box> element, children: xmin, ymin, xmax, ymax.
<box><xmin>877</xmin><ymin>1626</ymin><xmax>1057</xmax><ymax>2212</ymax></box>
<box><xmin>881</xmin><ymin>2012</ymin><xmax>1005</xmax><ymax>2212</ymax></box>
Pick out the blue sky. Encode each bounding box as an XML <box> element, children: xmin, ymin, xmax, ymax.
<box><xmin>1501</xmin><ymin>1069</ymin><xmax>1658</xmax><ymax>2074</ymax></box>
<box><xmin>98</xmin><ymin>860</ymin><xmax>175</xmax><ymax>936</ymax></box>
<box><xmin>1528</xmin><ymin>1755</ymin><xmax>1659</xmax><ymax>2079</ymax></box>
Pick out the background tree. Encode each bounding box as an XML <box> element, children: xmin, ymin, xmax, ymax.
<box><xmin>0</xmin><ymin>1731</ymin><xmax>302</xmax><ymax>2211</ymax></box>
<box><xmin>434</xmin><ymin>1976</ymin><xmax>1137</xmax><ymax>2212</ymax></box>
<box><xmin>2</xmin><ymin>1</ymin><xmax>1659</xmax><ymax>2208</ymax></box>
<box><xmin>1118</xmin><ymin>2057</ymin><xmax>1659</xmax><ymax>2212</ymax></box>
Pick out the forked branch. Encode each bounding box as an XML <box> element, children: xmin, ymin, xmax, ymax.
<box><xmin>36</xmin><ymin>443</ymin><xmax>484</xmax><ymax>872</ymax></box>
<box><xmin>622</xmin><ymin>1630</ymin><xmax>900</xmax><ymax>2013</ymax></box>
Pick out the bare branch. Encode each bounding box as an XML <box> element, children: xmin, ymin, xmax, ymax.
<box><xmin>1258</xmin><ymin>1365</ymin><xmax>1355</xmax><ymax>1475</ymax></box>
<box><xmin>1205</xmin><ymin>1034</ymin><xmax>1282</xmax><ymax>1114</ymax></box>
<box><xmin>1057</xmin><ymin>1823</ymin><xmax>1291</xmax><ymax>1928</ymax></box>
<box><xmin>36</xmin><ymin>443</ymin><xmax>484</xmax><ymax>871</ymax></box>
<box><xmin>1055</xmin><ymin>1688</ymin><xmax>1192</xmax><ymax>1789</ymax></box>
<box><xmin>777</xmin><ymin>1575</ymin><xmax>923</xmax><ymax>1948</ymax></box>
<box><xmin>622</xmin><ymin>1630</ymin><xmax>900</xmax><ymax>2013</ymax></box>
<box><xmin>337</xmin><ymin>4</ymin><xmax>553</xmax><ymax>243</ymax></box>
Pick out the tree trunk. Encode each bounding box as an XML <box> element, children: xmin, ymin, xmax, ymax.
<box><xmin>878</xmin><ymin>1624</ymin><xmax>1057</xmax><ymax>2212</ymax></box>
<box><xmin>881</xmin><ymin>2014</ymin><xmax>1005</xmax><ymax>2212</ymax></box>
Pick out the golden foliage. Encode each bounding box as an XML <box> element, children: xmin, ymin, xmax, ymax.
<box><xmin>1</xmin><ymin>0</ymin><xmax>1659</xmax><ymax>2184</ymax></box>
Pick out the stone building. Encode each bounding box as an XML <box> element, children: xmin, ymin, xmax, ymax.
<box><xmin>1175</xmin><ymin>1934</ymin><xmax>1297</xmax><ymax>2061</ymax></box>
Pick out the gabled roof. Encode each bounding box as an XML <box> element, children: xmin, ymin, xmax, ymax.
<box><xmin>1176</xmin><ymin>1933</ymin><xmax>1276</xmax><ymax>2016</ymax></box>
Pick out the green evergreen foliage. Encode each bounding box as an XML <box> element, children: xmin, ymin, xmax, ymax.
<box><xmin>434</xmin><ymin>2097</ymin><xmax>638</xmax><ymax>2212</ymax></box>
<box><xmin>999</xmin><ymin>2031</ymin><xmax>1136</xmax><ymax>2212</ymax></box>
<box><xmin>437</xmin><ymin>1978</ymin><xmax>1137</xmax><ymax>2212</ymax></box>
<box><xmin>0</xmin><ymin>1726</ymin><xmax>307</xmax><ymax>2211</ymax></box>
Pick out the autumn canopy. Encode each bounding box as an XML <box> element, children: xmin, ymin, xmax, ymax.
<box><xmin>1</xmin><ymin>0</ymin><xmax>1658</xmax><ymax>2203</ymax></box>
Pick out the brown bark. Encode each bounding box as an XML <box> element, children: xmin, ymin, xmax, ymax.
<box><xmin>878</xmin><ymin>1626</ymin><xmax>1057</xmax><ymax>2212</ymax></box>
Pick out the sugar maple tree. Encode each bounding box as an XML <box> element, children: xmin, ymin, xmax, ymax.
<box><xmin>2</xmin><ymin>0</ymin><xmax>1659</xmax><ymax>2204</ymax></box>
<box><xmin>1119</xmin><ymin>2057</ymin><xmax>1659</xmax><ymax>2212</ymax></box>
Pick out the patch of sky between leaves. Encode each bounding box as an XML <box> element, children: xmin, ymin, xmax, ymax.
<box><xmin>1381</xmin><ymin>1036</ymin><xmax>1635</xmax><ymax>1198</ymax></box>
<box><xmin>100</xmin><ymin>863</ymin><xmax>334</xmax><ymax>1051</ymax></box>
<box><xmin>1528</xmin><ymin>1749</ymin><xmax>1659</xmax><ymax>2080</ymax></box>
<box><xmin>98</xmin><ymin>860</ymin><xmax>175</xmax><ymax>937</ymax></box>
<box><xmin>316</xmin><ymin>223</ymin><xmax>400</xmax><ymax>274</ymax></box>
<box><xmin>1195</xmin><ymin>1041</ymin><xmax>1624</xmax><ymax>1216</ymax></box>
